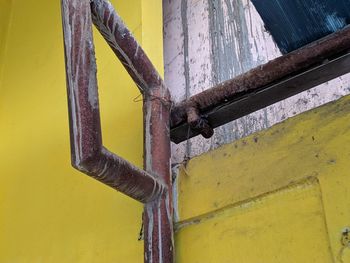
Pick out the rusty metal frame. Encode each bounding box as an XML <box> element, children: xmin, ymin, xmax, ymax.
<box><xmin>61</xmin><ymin>0</ymin><xmax>174</xmax><ymax>262</ymax></box>
<box><xmin>62</xmin><ymin>0</ymin><xmax>350</xmax><ymax>262</ymax></box>
<box><xmin>170</xmin><ymin>26</ymin><xmax>350</xmax><ymax>143</ymax></box>
<box><xmin>90</xmin><ymin>1</ymin><xmax>174</xmax><ymax>261</ymax></box>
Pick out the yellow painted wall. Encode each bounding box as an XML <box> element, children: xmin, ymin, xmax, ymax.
<box><xmin>0</xmin><ymin>0</ymin><xmax>12</xmax><ymax>86</ymax></box>
<box><xmin>176</xmin><ymin>95</ymin><xmax>350</xmax><ymax>262</ymax></box>
<box><xmin>2</xmin><ymin>0</ymin><xmax>350</xmax><ymax>262</ymax></box>
<box><xmin>0</xmin><ymin>0</ymin><xmax>163</xmax><ymax>262</ymax></box>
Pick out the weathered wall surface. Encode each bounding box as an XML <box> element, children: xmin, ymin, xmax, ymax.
<box><xmin>175</xmin><ymin>95</ymin><xmax>350</xmax><ymax>262</ymax></box>
<box><xmin>163</xmin><ymin>0</ymin><xmax>350</xmax><ymax>163</ymax></box>
<box><xmin>0</xmin><ymin>0</ymin><xmax>163</xmax><ymax>262</ymax></box>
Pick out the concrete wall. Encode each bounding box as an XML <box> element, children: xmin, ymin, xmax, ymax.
<box><xmin>0</xmin><ymin>0</ymin><xmax>163</xmax><ymax>262</ymax></box>
<box><xmin>164</xmin><ymin>2</ymin><xmax>350</xmax><ymax>261</ymax></box>
<box><xmin>163</xmin><ymin>0</ymin><xmax>350</xmax><ymax>163</ymax></box>
<box><xmin>175</xmin><ymin>95</ymin><xmax>350</xmax><ymax>262</ymax></box>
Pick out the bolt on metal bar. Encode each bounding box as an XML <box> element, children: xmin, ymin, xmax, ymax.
<box><xmin>170</xmin><ymin>26</ymin><xmax>350</xmax><ymax>143</ymax></box>
<box><xmin>61</xmin><ymin>0</ymin><xmax>166</xmax><ymax>203</ymax></box>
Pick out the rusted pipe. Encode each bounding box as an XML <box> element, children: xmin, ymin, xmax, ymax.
<box><xmin>170</xmin><ymin>26</ymin><xmax>350</xmax><ymax>142</ymax></box>
<box><xmin>90</xmin><ymin>0</ymin><xmax>164</xmax><ymax>94</ymax></box>
<box><xmin>89</xmin><ymin>1</ymin><xmax>175</xmax><ymax>262</ymax></box>
<box><xmin>61</xmin><ymin>0</ymin><xmax>165</xmax><ymax>203</ymax></box>
<box><xmin>143</xmin><ymin>87</ymin><xmax>174</xmax><ymax>263</ymax></box>
<box><xmin>63</xmin><ymin>0</ymin><xmax>175</xmax><ymax>262</ymax></box>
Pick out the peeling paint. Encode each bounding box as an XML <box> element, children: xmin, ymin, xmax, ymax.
<box><xmin>163</xmin><ymin>0</ymin><xmax>350</xmax><ymax>163</ymax></box>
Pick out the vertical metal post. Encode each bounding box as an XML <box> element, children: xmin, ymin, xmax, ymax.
<box><xmin>90</xmin><ymin>1</ymin><xmax>175</xmax><ymax>261</ymax></box>
<box><xmin>143</xmin><ymin>86</ymin><xmax>174</xmax><ymax>263</ymax></box>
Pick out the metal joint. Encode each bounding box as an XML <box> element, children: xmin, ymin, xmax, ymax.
<box><xmin>186</xmin><ymin>106</ymin><xmax>213</xmax><ymax>139</ymax></box>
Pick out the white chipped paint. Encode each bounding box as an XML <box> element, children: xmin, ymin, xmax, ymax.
<box><xmin>135</xmin><ymin>44</ymin><xmax>140</xmax><ymax>58</ymax></box>
<box><xmin>96</xmin><ymin>161</ymin><xmax>108</xmax><ymax>178</ymax></box>
<box><xmin>165</xmin><ymin>191</ymin><xmax>175</xmax><ymax>253</ymax></box>
<box><xmin>144</xmin><ymin>100</ymin><xmax>153</xmax><ymax>172</ymax></box>
<box><xmin>146</xmin><ymin>204</ymin><xmax>154</xmax><ymax>263</ymax></box>
<box><xmin>150</xmin><ymin>179</ymin><xmax>158</xmax><ymax>201</ymax></box>
<box><xmin>62</xmin><ymin>0</ymin><xmax>83</xmax><ymax>168</ymax></box>
<box><xmin>87</xmin><ymin>41</ymin><xmax>99</xmax><ymax>109</ymax></box>
<box><xmin>100</xmin><ymin>148</ymin><xmax>165</xmax><ymax>202</ymax></box>
<box><xmin>157</xmin><ymin>203</ymin><xmax>163</xmax><ymax>263</ymax></box>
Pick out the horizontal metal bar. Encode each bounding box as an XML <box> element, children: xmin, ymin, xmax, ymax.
<box><xmin>61</xmin><ymin>0</ymin><xmax>166</xmax><ymax>203</ymax></box>
<box><xmin>170</xmin><ymin>26</ymin><xmax>350</xmax><ymax>143</ymax></box>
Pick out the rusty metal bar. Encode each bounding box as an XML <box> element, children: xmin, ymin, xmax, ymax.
<box><xmin>90</xmin><ymin>0</ymin><xmax>175</xmax><ymax>261</ymax></box>
<box><xmin>143</xmin><ymin>87</ymin><xmax>174</xmax><ymax>263</ymax></box>
<box><xmin>90</xmin><ymin>0</ymin><xmax>163</xmax><ymax>94</ymax></box>
<box><xmin>90</xmin><ymin>1</ymin><xmax>175</xmax><ymax>261</ymax></box>
<box><xmin>170</xmin><ymin>26</ymin><xmax>350</xmax><ymax>143</ymax></box>
<box><xmin>61</xmin><ymin>0</ymin><xmax>165</xmax><ymax>203</ymax></box>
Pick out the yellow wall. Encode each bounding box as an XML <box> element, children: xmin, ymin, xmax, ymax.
<box><xmin>0</xmin><ymin>0</ymin><xmax>163</xmax><ymax>262</ymax></box>
<box><xmin>2</xmin><ymin>0</ymin><xmax>350</xmax><ymax>262</ymax></box>
<box><xmin>176</xmin><ymin>95</ymin><xmax>350</xmax><ymax>262</ymax></box>
<box><xmin>0</xmin><ymin>0</ymin><xmax>12</xmax><ymax>86</ymax></box>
